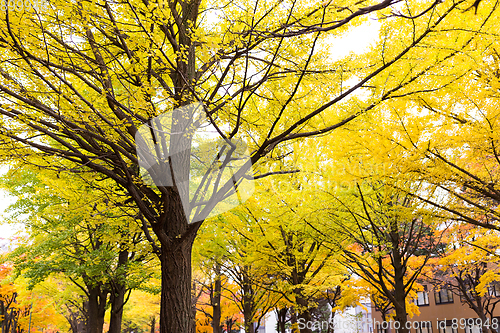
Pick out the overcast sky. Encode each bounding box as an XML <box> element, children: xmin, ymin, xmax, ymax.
<box><xmin>0</xmin><ymin>189</ymin><xmax>19</xmax><ymax>244</ymax></box>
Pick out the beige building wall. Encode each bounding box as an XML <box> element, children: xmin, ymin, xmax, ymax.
<box><xmin>371</xmin><ymin>285</ymin><xmax>500</xmax><ymax>333</ymax></box>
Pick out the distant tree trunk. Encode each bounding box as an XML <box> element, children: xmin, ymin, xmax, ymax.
<box><xmin>1</xmin><ymin>301</ymin><xmax>7</xmax><ymax>333</ymax></box>
<box><xmin>108</xmin><ymin>284</ymin><xmax>127</xmax><ymax>333</ymax></box>
<box><xmin>241</xmin><ymin>268</ymin><xmax>255</xmax><ymax>333</ymax></box>
<box><xmin>1</xmin><ymin>294</ymin><xmax>18</xmax><ymax>333</ymax></box>
<box><xmin>86</xmin><ymin>285</ymin><xmax>108</xmax><ymax>333</ymax></box>
<box><xmin>108</xmin><ymin>250</ymin><xmax>129</xmax><ymax>333</ymax></box>
<box><xmin>463</xmin><ymin>291</ymin><xmax>498</xmax><ymax>333</ymax></box>
<box><xmin>296</xmin><ymin>292</ymin><xmax>312</xmax><ymax>333</ymax></box>
<box><xmin>391</xmin><ymin>227</ymin><xmax>408</xmax><ymax>333</ymax></box>
<box><xmin>276</xmin><ymin>307</ymin><xmax>288</xmax><ymax>333</ymax></box>
<box><xmin>327</xmin><ymin>313</ymin><xmax>334</xmax><ymax>333</ymax></box>
<box><xmin>212</xmin><ymin>263</ymin><xmax>223</xmax><ymax>333</ymax></box>
<box><xmin>326</xmin><ymin>286</ymin><xmax>342</xmax><ymax>333</ymax></box>
<box><xmin>66</xmin><ymin>307</ymin><xmax>86</xmax><ymax>333</ymax></box>
<box><xmin>450</xmin><ymin>265</ymin><xmax>500</xmax><ymax>333</ymax></box>
<box><xmin>0</xmin><ymin>302</ymin><xmax>3</xmax><ymax>333</ymax></box>
<box><xmin>226</xmin><ymin>318</ymin><xmax>235</xmax><ymax>333</ymax></box>
<box><xmin>290</xmin><ymin>310</ymin><xmax>298</xmax><ymax>333</ymax></box>
<box><xmin>150</xmin><ymin>316</ymin><xmax>156</xmax><ymax>333</ymax></box>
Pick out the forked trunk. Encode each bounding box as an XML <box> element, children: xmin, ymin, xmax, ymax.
<box><xmin>154</xmin><ymin>101</ymin><xmax>198</xmax><ymax>333</ymax></box>
<box><xmin>66</xmin><ymin>304</ymin><xmax>86</xmax><ymax>333</ymax></box>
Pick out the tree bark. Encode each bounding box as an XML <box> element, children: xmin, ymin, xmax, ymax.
<box><xmin>227</xmin><ymin>320</ymin><xmax>233</xmax><ymax>333</ymax></box>
<box><xmin>150</xmin><ymin>316</ymin><xmax>156</xmax><ymax>333</ymax></box>
<box><xmin>241</xmin><ymin>268</ymin><xmax>255</xmax><ymax>333</ymax></box>
<box><xmin>66</xmin><ymin>304</ymin><xmax>86</xmax><ymax>333</ymax></box>
<box><xmin>393</xmin><ymin>280</ymin><xmax>408</xmax><ymax>333</ymax></box>
<box><xmin>153</xmin><ymin>98</ymin><xmax>198</xmax><ymax>333</ymax></box>
<box><xmin>86</xmin><ymin>285</ymin><xmax>108</xmax><ymax>333</ymax></box>
<box><xmin>296</xmin><ymin>292</ymin><xmax>312</xmax><ymax>333</ymax></box>
<box><xmin>108</xmin><ymin>283</ymin><xmax>126</xmax><ymax>333</ymax></box>
<box><xmin>108</xmin><ymin>250</ymin><xmax>129</xmax><ymax>333</ymax></box>
<box><xmin>158</xmin><ymin>234</ymin><xmax>196</xmax><ymax>333</ymax></box>
<box><xmin>212</xmin><ymin>263</ymin><xmax>223</xmax><ymax>333</ymax></box>
<box><xmin>391</xmin><ymin>227</ymin><xmax>408</xmax><ymax>333</ymax></box>
<box><xmin>290</xmin><ymin>310</ymin><xmax>298</xmax><ymax>333</ymax></box>
<box><xmin>10</xmin><ymin>309</ymin><xmax>18</xmax><ymax>333</ymax></box>
<box><xmin>276</xmin><ymin>307</ymin><xmax>288</xmax><ymax>333</ymax></box>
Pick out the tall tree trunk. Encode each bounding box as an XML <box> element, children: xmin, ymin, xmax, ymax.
<box><xmin>147</xmin><ymin>80</ymin><xmax>198</xmax><ymax>333</ymax></box>
<box><xmin>154</xmin><ymin>100</ymin><xmax>198</xmax><ymax>333</ymax></box>
<box><xmin>108</xmin><ymin>250</ymin><xmax>129</xmax><ymax>333</ymax></box>
<box><xmin>393</xmin><ymin>279</ymin><xmax>408</xmax><ymax>333</ymax></box>
<box><xmin>10</xmin><ymin>310</ymin><xmax>17</xmax><ymax>333</ymax></box>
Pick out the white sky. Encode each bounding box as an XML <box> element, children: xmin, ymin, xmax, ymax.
<box><xmin>0</xmin><ymin>189</ymin><xmax>19</xmax><ymax>249</ymax></box>
<box><xmin>329</xmin><ymin>19</ymin><xmax>380</xmax><ymax>60</ymax></box>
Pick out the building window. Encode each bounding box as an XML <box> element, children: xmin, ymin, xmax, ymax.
<box><xmin>376</xmin><ymin>324</ymin><xmax>388</xmax><ymax>333</ymax></box>
<box><xmin>416</xmin><ymin>321</ymin><xmax>433</xmax><ymax>333</ymax></box>
<box><xmin>440</xmin><ymin>327</ymin><xmax>458</xmax><ymax>333</ymax></box>
<box><xmin>438</xmin><ymin>321</ymin><xmax>457</xmax><ymax>333</ymax></box>
<box><xmin>465</xmin><ymin>322</ymin><xmax>482</xmax><ymax>333</ymax></box>
<box><xmin>488</xmin><ymin>283</ymin><xmax>500</xmax><ymax>297</ymax></box>
<box><xmin>460</xmin><ymin>289</ymin><xmax>476</xmax><ymax>303</ymax></box>
<box><xmin>416</xmin><ymin>286</ymin><xmax>430</xmax><ymax>306</ymax></box>
<box><xmin>435</xmin><ymin>288</ymin><xmax>454</xmax><ymax>304</ymax></box>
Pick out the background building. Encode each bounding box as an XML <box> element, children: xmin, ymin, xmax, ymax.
<box><xmin>371</xmin><ymin>284</ymin><xmax>500</xmax><ymax>333</ymax></box>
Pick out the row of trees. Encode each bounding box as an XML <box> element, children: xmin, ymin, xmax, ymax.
<box><xmin>0</xmin><ymin>0</ymin><xmax>499</xmax><ymax>332</ymax></box>
<box><xmin>0</xmin><ymin>261</ymin><xmax>162</xmax><ymax>332</ymax></box>
<box><xmin>3</xmin><ymin>126</ymin><xmax>500</xmax><ymax>333</ymax></box>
